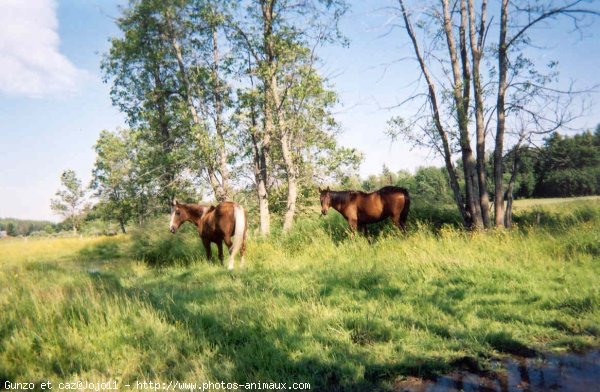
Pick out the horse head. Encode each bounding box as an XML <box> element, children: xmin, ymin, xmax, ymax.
<box><xmin>169</xmin><ymin>199</ymin><xmax>189</xmax><ymax>233</ymax></box>
<box><xmin>318</xmin><ymin>186</ymin><xmax>331</xmax><ymax>216</ymax></box>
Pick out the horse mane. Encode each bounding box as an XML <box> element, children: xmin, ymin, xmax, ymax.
<box><xmin>330</xmin><ymin>190</ymin><xmax>362</xmax><ymax>205</ymax></box>
<box><xmin>181</xmin><ymin>203</ymin><xmax>212</xmax><ymax>220</ymax></box>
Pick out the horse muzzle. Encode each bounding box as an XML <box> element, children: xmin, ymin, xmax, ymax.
<box><xmin>170</xmin><ymin>226</ymin><xmax>177</xmax><ymax>234</ymax></box>
<box><xmin>321</xmin><ymin>209</ymin><xmax>328</xmax><ymax>216</ymax></box>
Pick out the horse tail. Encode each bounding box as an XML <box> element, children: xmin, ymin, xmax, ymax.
<box><xmin>399</xmin><ymin>188</ymin><xmax>410</xmax><ymax>230</ymax></box>
<box><xmin>242</xmin><ymin>209</ymin><xmax>248</xmax><ymax>255</ymax></box>
<box><xmin>229</xmin><ymin>204</ymin><xmax>247</xmax><ymax>269</ymax></box>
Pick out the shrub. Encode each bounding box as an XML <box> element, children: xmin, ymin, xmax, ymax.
<box><xmin>130</xmin><ymin>216</ymin><xmax>204</xmax><ymax>267</ymax></box>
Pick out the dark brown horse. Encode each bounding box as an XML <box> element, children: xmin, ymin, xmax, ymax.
<box><xmin>319</xmin><ymin>186</ymin><xmax>410</xmax><ymax>233</ymax></box>
<box><xmin>169</xmin><ymin>200</ymin><xmax>247</xmax><ymax>270</ymax></box>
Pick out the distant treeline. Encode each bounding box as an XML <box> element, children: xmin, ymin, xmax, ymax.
<box><xmin>0</xmin><ymin>219</ymin><xmax>57</xmax><ymax>237</ymax></box>
<box><xmin>510</xmin><ymin>129</ymin><xmax>600</xmax><ymax>198</ymax></box>
<box><xmin>346</xmin><ymin>127</ymin><xmax>600</xmax><ymax>203</ymax></box>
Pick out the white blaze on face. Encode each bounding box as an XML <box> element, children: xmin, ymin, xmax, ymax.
<box><xmin>169</xmin><ymin>209</ymin><xmax>178</xmax><ymax>232</ymax></box>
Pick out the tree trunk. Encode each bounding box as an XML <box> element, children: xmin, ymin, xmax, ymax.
<box><xmin>494</xmin><ymin>0</ymin><xmax>509</xmax><ymax>227</ymax></box>
<box><xmin>119</xmin><ymin>217</ymin><xmax>127</xmax><ymax>234</ymax></box>
<box><xmin>253</xmin><ymin>138</ymin><xmax>271</xmax><ymax>236</ymax></box>
<box><xmin>504</xmin><ymin>181</ymin><xmax>515</xmax><ymax>229</ymax></box>
<box><xmin>209</xmin><ymin>172</ymin><xmax>228</xmax><ymax>202</ymax></box>
<box><xmin>399</xmin><ymin>0</ymin><xmax>469</xmax><ymax>226</ymax></box>
<box><xmin>267</xmin><ymin>34</ymin><xmax>299</xmax><ymax>232</ymax></box>
<box><xmin>442</xmin><ymin>0</ymin><xmax>483</xmax><ymax>229</ymax></box>
<box><xmin>257</xmin><ymin>175</ymin><xmax>271</xmax><ymax>235</ymax></box>
<box><xmin>211</xmin><ymin>22</ymin><xmax>231</xmax><ymax>201</ymax></box>
<box><xmin>259</xmin><ymin>81</ymin><xmax>273</xmax><ymax>236</ymax></box>
<box><xmin>249</xmin><ymin>101</ymin><xmax>271</xmax><ymax>236</ymax></box>
<box><xmin>468</xmin><ymin>0</ymin><xmax>491</xmax><ymax>228</ymax></box>
<box><xmin>281</xmin><ymin>130</ymin><xmax>298</xmax><ymax>232</ymax></box>
<box><xmin>253</xmin><ymin>0</ymin><xmax>277</xmax><ymax>235</ymax></box>
<box><xmin>504</xmin><ymin>138</ymin><xmax>523</xmax><ymax>228</ymax></box>
<box><xmin>504</xmin><ymin>170</ymin><xmax>516</xmax><ymax>229</ymax></box>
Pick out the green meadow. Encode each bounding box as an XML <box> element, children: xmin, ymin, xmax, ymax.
<box><xmin>1</xmin><ymin>198</ymin><xmax>599</xmax><ymax>391</ymax></box>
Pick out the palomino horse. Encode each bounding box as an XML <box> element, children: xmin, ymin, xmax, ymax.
<box><xmin>319</xmin><ymin>186</ymin><xmax>410</xmax><ymax>233</ymax></box>
<box><xmin>169</xmin><ymin>200</ymin><xmax>247</xmax><ymax>270</ymax></box>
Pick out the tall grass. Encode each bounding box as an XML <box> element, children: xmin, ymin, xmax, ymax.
<box><xmin>1</xmin><ymin>199</ymin><xmax>599</xmax><ymax>390</ymax></box>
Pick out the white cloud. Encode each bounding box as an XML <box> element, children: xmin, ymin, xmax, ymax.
<box><xmin>0</xmin><ymin>0</ymin><xmax>86</xmax><ymax>98</ymax></box>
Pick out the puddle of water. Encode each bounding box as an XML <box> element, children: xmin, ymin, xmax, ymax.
<box><xmin>394</xmin><ymin>350</ymin><xmax>600</xmax><ymax>392</ymax></box>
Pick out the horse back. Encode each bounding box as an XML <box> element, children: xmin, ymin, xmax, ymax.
<box><xmin>356</xmin><ymin>192</ymin><xmax>385</xmax><ymax>219</ymax></box>
<box><xmin>379</xmin><ymin>186</ymin><xmax>408</xmax><ymax>207</ymax></box>
<box><xmin>356</xmin><ymin>187</ymin><xmax>409</xmax><ymax>223</ymax></box>
<box><xmin>202</xmin><ymin>202</ymin><xmax>237</xmax><ymax>238</ymax></box>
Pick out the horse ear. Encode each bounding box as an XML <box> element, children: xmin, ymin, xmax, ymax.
<box><xmin>173</xmin><ymin>198</ymin><xmax>178</xmax><ymax>206</ymax></box>
<box><xmin>326</xmin><ymin>186</ymin><xmax>330</xmax><ymax>191</ymax></box>
<box><xmin>318</xmin><ymin>187</ymin><xmax>322</xmax><ymax>192</ymax></box>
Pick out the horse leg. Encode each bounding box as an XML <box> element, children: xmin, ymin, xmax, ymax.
<box><xmin>229</xmin><ymin>226</ymin><xmax>247</xmax><ymax>268</ymax></box>
<box><xmin>217</xmin><ymin>240</ymin><xmax>224</xmax><ymax>266</ymax></box>
<box><xmin>240</xmin><ymin>240</ymin><xmax>246</xmax><ymax>267</ymax></box>
<box><xmin>399</xmin><ymin>219</ymin><xmax>406</xmax><ymax>232</ymax></box>
<box><xmin>223</xmin><ymin>236</ymin><xmax>235</xmax><ymax>270</ymax></box>
<box><xmin>224</xmin><ymin>236</ymin><xmax>239</xmax><ymax>270</ymax></box>
<box><xmin>202</xmin><ymin>237</ymin><xmax>212</xmax><ymax>261</ymax></box>
<box><xmin>358</xmin><ymin>224</ymin><xmax>367</xmax><ymax>236</ymax></box>
<box><xmin>224</xmin><ymin>236</ymin><xmax>233</xmax><ymax>250</ymax></box>
<box><xmin>393</xmin><ymin>214</ymin><xmax>406</xmax><ymax>232</ymax></box>
<box><xmin>348</xmin><ymin>217</ymin><xmax>358</xmax><ymax>235</ymax></box>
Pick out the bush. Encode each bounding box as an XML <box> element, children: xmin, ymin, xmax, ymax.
<box><xmin>130</xmin><ymin>216</ymin><xmax>205</xmax><ymax>267</ymax></box>
<box><xmin>410</xmin><ymin>204</ymin><xmax>462</xmax><ymax>229</ymax></box>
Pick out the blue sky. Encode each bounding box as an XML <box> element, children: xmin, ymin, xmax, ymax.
<box><xmin>1</xmin><ymin>0</ymin><xmax>599</xmax><ymax>222</ymax></box>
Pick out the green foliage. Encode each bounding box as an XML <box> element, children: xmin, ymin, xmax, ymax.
<box><xmin>413</xmin><ymin>166</ymin><xmax>453</xmax><ymax>204</ymax></box>
<box><xmin>537</xmin><ymin>167</ymin><xmax>600</xmax><ymax>197</ymax></box>
<box><xmin>100</xmin><ymin>0</ymin><xmax>358</xmax><ymax>232</ymax></box>
<box><xmin>50</xmin><ymin>169</ymin><xmax>86</xmax><ymax>233</ymax></box>
<box><xmin>102</xmin><ymin>0</ymin><xmax>204</xmax><ymax>210</ymax></box>
<box><xmin>130</xmin><ymin>216</ymin><xmax>205</xmax><ymax>266</ymax></box>
<box><xmin>0</xmin><ymin>219</ymin><xmax>57</xmax><ymax>237</ymax></box>
<box><xmin>91</xmin><ymin>129</ymin><xmax>136</xmax><ymax>233</ymax></box>
<box><xmin>533</xmin><ymin>130</ymin><xmax>600</xmax><ymax>198</ymax></box>
<box><xmin>510</xmin><ymin>147</ymin><xmax>537</xmax><ymax>198</ymax></box>
<box><xmin>409</xmin><ymin>205</ymin><xmax>462</xmax><ymax>228</ymax></box>
<box><xmin>496</xmin><ymin>129</ymin><xmax>600</xmax><ymax>203</ymax></box>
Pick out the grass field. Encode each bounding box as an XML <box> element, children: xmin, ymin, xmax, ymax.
<box><xmin>513</xmin><ymin>195</ymin><xmax>600</xmax><ymax>209</ymax></box>
<box><xmin>1</xmin><ymin>198</ymin><xmax>599</xmax><ymax>391</ymax></box>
